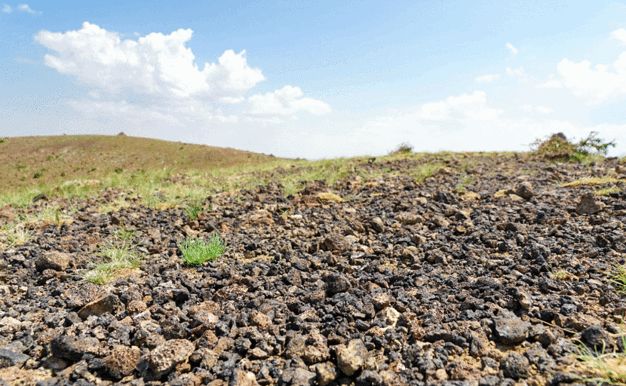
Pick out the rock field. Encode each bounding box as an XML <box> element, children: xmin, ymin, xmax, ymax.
<box><xmin>1</xmin><ymin>154</ymin><xmax>625</xmax><ymax>385</ymax></box>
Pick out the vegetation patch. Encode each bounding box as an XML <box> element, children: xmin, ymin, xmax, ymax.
<box><xmin>412</xmin><ymin>163</ymin><xmax>444</xmax><ymax>183</ymax></box>
<box><xmin>596</xmin><ymin>186</ymin><xmax>621</xmax><ymax>196</ymax></box>
<box><xmin>561</xmin><ymin>177</ymin><xmax>623</xmax><ymax>188</ymax></box>
<box><xmin>179</xmin><ymin>234</ymin><xmax>225</xmax><ymax>266</ymax></box>
<box><xmin>551</xmin><ymin>269</ymin><xmax>577</xmax><ymax>281</ymax></box>
<box><xmin>577</xmin><ymin>337</ymin><xmax>626</xmax><ymax>385</ymax></box>
<box><xmin>317</xmin><ymin>191</ymin><xmax>344</xmax><ymax>203</ymax></box>
<box><xmin>533</xmin><ymin>132</ymin><xmax>616</xmax><ymax>163</ymax></box>
<box><xmin>0</xmin><ymin>223</ymin><xmax>30</xmax><ymax>249</ymax></box>
<box><xmin>84</xmin><ymin>244</ymin><xmax>140</xmax><ymax>285</ymax></box>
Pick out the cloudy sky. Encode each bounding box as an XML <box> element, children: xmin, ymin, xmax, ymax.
<box><xmin>1</xmin><ymin>1</ymin><xmax>626</xmax><ymax>158</ymax></box>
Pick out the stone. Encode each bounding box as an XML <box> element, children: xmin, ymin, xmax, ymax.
<box><xmin>148</xmin><ymin>339</ymin><xmax>195</xmax><ymax>377</ymax></box>
<box><xmin>370</xmin><ymin>217</ymin><xmax>385</xmax><ymax>233</ymax></box>
<box><xmin>286</xmin><ymin>331</ymin><xmax>330</xmax><ymax>365</ymax></box>
<box><xmin>102</xmin><ymin>345</ymin><xmax>141</xmax><ymax>380</ymax></box>
<box><xmin>250</xmin><ymin>311</ymin><xmax>272</xmax><ymax>330</ymax></box>
<box><xmin>576</xmin><ymin>193</ymin><xmax>603</xmax><ymax>215</ymax></box>
<box><xmin>51</xmin><ymin>335</ymin><xmax>102</xmax><ymax>362</ymax></box>
<box><xmin>279</xmin><ymin>367</ymin><xmax>316</xmax><ymax>386</ymax></box>
<box><xmin>501</xmin><ymin>352</ymin><xmax>530</xmax><ymax>379</ymax></box>
<box><xmin>581</xmin><ymin>325</ymin><xmax>609</xmax><ymax>349</ymax></box>
<box><xmin>313</xmin><ymin>362</ymin><xmax>336</xmax><ymax>386</ymax></box>
<box><xmin>493</xmin><ymin>317</ymin><xmax>530</xmax><ymax>345</ymax></box>
<box><xmin>0</xmin><ymin>349</ymin><xmax>29</xmax><ymax>368</ymax></box>
<box><xmin>336</xmin><ymin>339</ymin><xmax>368</xmax><ymax>376</ymax></box>
<box><xmin>230</xmin><ymin>369</ymin><xmax>259</xmax><ymax>386</ymax></box>
<box><xmin>321</xmin><ymin>233</ymin><xmax>350</xmax><ymax>252</ymax></box>
<box><xmin>35</xmin><ymin>251</ymin><xmax>70</xmax><ymax>272</ymax></box>
<box><xmin>323</xmin><ymin>273</ymin><xmax>351</xmax><ymax>295</ymax></box>
<box><xmin>514</xmin><ymin>181</ymin><xmax>534</xmax><ymax>201</ymax></box>
<box><xmin>378</xmin><ymin>307</ymin><xmax>401</xmax><ymax>327</ymax></box>
<box><xmin>189</xmin><ymin>301</ymin><xmax>220</xmax><ymax>327</ymax></box>
<box><xmin>78</xmin><ymin>294</ymin><xmax>122</xmax><ymax>319</ymax></box>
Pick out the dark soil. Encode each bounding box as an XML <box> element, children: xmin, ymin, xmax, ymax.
<box><xmin>1</xmin><ymin>154</ymin><xmax>625</xmax><ymax>385</ymax></box>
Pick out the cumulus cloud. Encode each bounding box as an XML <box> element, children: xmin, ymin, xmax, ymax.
<box><xmin>505</xmin><ymin>66</ymin><xmax>526</xmax><ymax>79</ymax></box>
<box><xmin>611</xmin><ymin>28</ymin><xmax>626</xmax><ymax>44</ymax></box>
<box><xmin>556</xmin><ymin>55</ymin><xmax>626</xmax><ymax>103</ymax></box>
<box><xmin>248</xmin><ymin>86</ymin><xmax>331</xmax><ymax>117</ymax></box>
<box><xmin>35</xmin><ymin>22</ymin><xmax>329</xmax><ymax>123</ymax></box>
<box><xmin>36</xmin><ymin>22</ymin><xmax>264</xmax><ymax>99</ymax></box>
<box><xmin>474</xmin><ymin>73</ymin><xmax>500</xmax><ymax>83</ymax></box>
<box><xmin>505</xmin><ymin>42</ymin><xmax>518</xmax><ymax>55</ymax></box>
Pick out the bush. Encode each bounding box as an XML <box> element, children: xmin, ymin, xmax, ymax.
<box><xmin>390</xmin><ymin>142</ymin><xmax>413</xmax><ymax>155</ymax></box>
<box><xmin>532</xmin><ymin>132</ymin><xmax>615</xmax><ymax>162</ymax></box>
<box><xmin>179</xmin><ymin>234</ymin><xmax>225</xmax><ymax>265</ymax></box>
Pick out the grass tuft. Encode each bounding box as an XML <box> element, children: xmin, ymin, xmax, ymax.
<box><xmin>551</xmin><ymin>269</ymin><xmax>576</xmax><ymax>281</ymax></box>
<box><xmin>184</xmin><ymin>200</ymin><xmax>204</xmax><ymax>221</ymax></box>
<box><xmin>595</xmin><ymin>186</ymin><xmax>621</xmax><ymax>196</ymax></box>
<box><xmin>179</xmin><ymin>234</ymin><xmax>225</xmax><ymax>266</ymax></box>
<box><xmin>577</xmin><ymin>337</ymin><xmax>626</xmax><ymax>384</ymax></box>
<box><xmin>412</xmin><ymin>163</ymin><xmax>444</xmax><ymax>183</ymax></box>
<box><xmin>0</xmin><ymin>223</ymin><xmax>30</xmax><ymax>249</ymax></box>
<box><xmin>84</xmin><ymin>244</ymin><xmax>139</xmax><ymax>285</ymax></box>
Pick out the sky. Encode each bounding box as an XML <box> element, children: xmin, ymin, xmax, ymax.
<box><xmin>1</xmin><ymin>1</ymin><xmax>626</xmax><ymax>158</ymax></box>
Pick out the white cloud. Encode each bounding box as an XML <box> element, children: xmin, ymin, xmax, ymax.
<box><xmin>556</xmin><ymin>54</ymin><xmax>626</xmax><ymax>103</ymax></box>
<box><xmin>248</xmin><ymin>85</ymin><xmax>331</xmax><ymax>117</ymax></box>
<box><xmin>350</xmin><ymin>91</ymin><xmax>625</xmax><ymax>156</ymax></box>
<box><xmin>611</xmin><ymin>28</ymin><xmax>626</xmax><ymax>44</ymax></box>
<box><xmin>475</xmin><ymin>73</ymin><xmax>500</xmax><ymax>83</ymax></box>
<box><xmin>537</xmin><ymin>75</ymin><xmax>562</xmax><ymax>89</ymax></box>
<box><xmin>505</xmin><ymin>66</ymin><xmax>526</xmax><ymax>79</ymax></box>
<box><xmin>36</xmin><ymin>22</ymin><xmax>329</xmax><ymax>124</ymax></box>
<box><xmin>36</xmin><ymin>22</ymin><xmax>264</xmax><ymax>99</ymax></box>
<box><xmin>16</xmin><ymin>3</ymin><xmax>35</xmax><ymax>13</ymax></box>
<box><xmin>521</xmin><ymin>104</ymin><xmax>553</xmax><ymax>114</ymax></box>
<box><xmin>506</xmin><ymin>42</ymin><xmax>519</xmax><ymax>55</ymax></box>
<box><xmin>2</xmin><ymin>3</ymin><xmax>38</xmax><ymax>14</ymax></box>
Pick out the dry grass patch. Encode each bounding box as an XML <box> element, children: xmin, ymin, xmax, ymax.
<box><xmin>561</xmin><ymin>177</ymin><xmax>623</xmax><ymax>187</ymax></box>
<box><xmin>576</xmin><ymin>338</ymin><xmax>626</xmax><ymax>385</ymax></box>
<box><xmin>317</xmin><ymin>191</ymin><xmax>344</xmax><ymax>203</ymax></box>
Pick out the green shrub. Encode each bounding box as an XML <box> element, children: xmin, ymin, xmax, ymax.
<box><xmin>390</xmin><ymin>142</ymin><xmax>413</xmax><ymax>155</ymax></box>
<box><xmin>179</xmin><ymin>234</ymin><xmax>225</xmax><ymax>265</ymax></box>
<box><xmin>533</xmin><ymin>132</ymin><xmax>615</xmax><ymax>162</ymax></box>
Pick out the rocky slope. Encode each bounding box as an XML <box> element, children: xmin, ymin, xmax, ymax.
<box><xmin>0</xmin><ymin>154</ymin><xmax>625</xmax><ymax>385</ymax></box>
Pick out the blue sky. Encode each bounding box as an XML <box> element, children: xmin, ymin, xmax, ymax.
<box><xmin>1</xmin><ymin>1</ymin><xmax>626</xmax><ymax>157</ymax></box>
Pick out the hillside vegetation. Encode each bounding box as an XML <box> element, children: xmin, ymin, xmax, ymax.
<box><xmin>0</xmin><ymin>135</ymin><xmax>272</xmax><ymax>192</ymax></box>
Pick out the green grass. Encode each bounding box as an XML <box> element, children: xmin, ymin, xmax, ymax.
<box><xmin>612</xmin><ymin>265</ymin><xmax>626</xmax><ymax>293</ymax></box>
<box><xmin>412</xmin><ymin>163</ymin><xmax>445</xmax><ymax>183</ymax></box>
<box><xmin>84</xmin><ymin>244</ymin><xmax>140</xmax><ymax>285</ymax></box>
<box><xmin>0</xmin><ymin>223</ymin><xmax>30</xmax><ymax>249</ymax></box>
<box><xmin>577</xmin><ymin>337</ymin><xmax>626</xmax><ymax>385</ymax></box>
<box><xmin>179</xmin><ymin>235</ymin><xmax>225</xmax><ymax>266</ymax></box>
<box><xmin>454</xmin><ymin>173</ymin><xmax>474</xmax><ymax>193</ymax></box>
<box><xmin>184</xmin><ymin>200</ymin><xmax>204</xmax><ymax>221</ymax></box>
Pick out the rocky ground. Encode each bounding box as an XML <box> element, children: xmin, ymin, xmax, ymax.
<box><xmin>0</xmin><ymin>153</ymin><xmax>625</xmax><ymax>385</ymax></box>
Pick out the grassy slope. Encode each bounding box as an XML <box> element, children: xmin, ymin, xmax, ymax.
<box><xmin>0</xmin><ymin>135</ymin><xmax>273</xmax><ymax>194</ymax></box>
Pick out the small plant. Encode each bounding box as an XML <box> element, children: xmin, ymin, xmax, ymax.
<box><xmin>413</xmin><ymin>163</ymin><xmax>444</xmax><ymax>183</ymax></box>
<box><xmin>576</xmin><ymin>336</ymin><xmax>626</xmax><ymax>384</ymax></box>
<box><xmin>33</xmin><ymin>170</ymin><xmax>43</xmax><ymax>179</ymax></box>
<box><xmin>533</xmin><ymin>132</ymin><xmax>616</xmax><ymax>163</ymax></box>
<box><xmin>84</xmin><ymin>244</ymin><xmax>139</xmax><ymax>285</ymax></box>
<box><xmin>115</xmin><ymin>227</ymin><xmax>135</xmax><ymax>247</ymax></box>
<box><xmin>561</xmin><ymin>177</ymin><xmax>623</xmax><ymax>187</ymax></box>
<box><xmin>596</xmin><ymin>186</ymin><xmax>621</xmax><ymax>196</ymax></box>
<box><xmin>0</xmin><ymin>138</ymin><xmax>5</xmax><ymax>144</ymax></box>
<box><xmin>390</xmin><ymin>142</ymin><xmax>414</xmax><ymax>155</ymax></box>
<box><xmin>455</xmin><ymin>173</ymin><xmax>474</xmax><ymax>193</ymax></box>
<box><xmin>185</xmin><ymin>201</ymin><xmax>203</xmax><ymax>221</ymax></box>
<box><xmin>179</xmin><ymin>234</ymin><xmax>225</xmax><ymax>266</ymax></box>
<box><xmin>551</xmin><ymin>269</ymin><xmax>576</xmax><ymax>281</ymax></box>
<box><xmin>0</xmin><ymin>223</ymin><xmax>31</xmax><ymax>248</ymax></box>
<box><xmin>612</xmin><ymin>265</ymin><xmax>626</xmax><ymax>293</ymax></box>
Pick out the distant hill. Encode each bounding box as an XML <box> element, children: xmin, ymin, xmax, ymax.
<box><xmin>0</xmin><ymin>135</ymin><xmax>273</xmax><ymax>193</ymax></box>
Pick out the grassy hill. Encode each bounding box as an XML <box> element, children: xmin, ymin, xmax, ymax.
<box><xmin>0</xmin><ymin>135</ymin><xmax>273</xmax><ymax>194</ymax></box>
